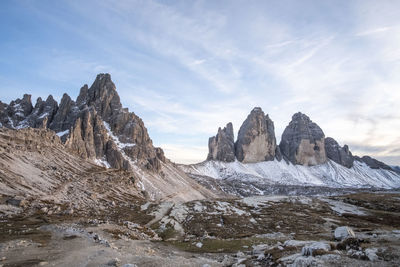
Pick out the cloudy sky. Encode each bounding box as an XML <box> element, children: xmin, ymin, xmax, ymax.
<box><xmin>1</xmin><ymin>0</ymin><xmax>400</xmax><ymax>165</ymax></box>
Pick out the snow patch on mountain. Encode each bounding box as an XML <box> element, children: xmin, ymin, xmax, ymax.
<box><xmin>56</xmin><ymin>129</ymin><xmax>70</xmax><ymax>137</ymax></box>
<box><xmin>181</xmin><ymin>159</ymin><xmax>400</xmax><ymax>189</ymax></box>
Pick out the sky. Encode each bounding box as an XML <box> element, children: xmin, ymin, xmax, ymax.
<box><xmin>0</xmin><ymin>0</ymin><xmax>400</xmax><ymax>165</ymax></box>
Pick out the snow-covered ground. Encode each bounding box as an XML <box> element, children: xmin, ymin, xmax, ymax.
<box><xmin>181</xmin><ymin>159</ymin><xmax>400</xmax><ymax>189</ymax></box>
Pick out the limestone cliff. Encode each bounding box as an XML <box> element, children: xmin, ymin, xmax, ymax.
<box><xmin>279</xmin><ymin>112</ymin><xmax>327</xmax><ymax>166</ymax></box>
<box><xmin>235</xmin><ymin>107</ymin><xmax>276</xmax><ymax>163</ymax></box>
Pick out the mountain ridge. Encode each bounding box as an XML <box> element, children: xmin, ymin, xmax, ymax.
<box><xmin>0</xmin><ymin>73</ymin><xmax>216</xmax><ymax>202</ymax></box>
<box><xmin>185</xmin><ymin>107</ymin><xmax>400</xmax><ymax>192</ymax></box>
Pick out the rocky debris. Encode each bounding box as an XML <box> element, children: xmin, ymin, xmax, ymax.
<box><xmin>279</xmin><ymin>112</ymin><xmax>327</xmax><ymax>166</ymax></box>
<box><xmin>0</xmin><ymin>73</ymin><xmax>164</xmax><ymax>172</ymax></box>
<box><xmin>355</xmin><ymin>155</ymin><xmax>392</xmax><ymax>170</ymax></box>
<box><xmin>235</xmin><ymin>107</ymin><xmax>276</xmax><ymax>163</ymax></box>
<box><xmin>325</xmin><ymin>137</ymin><xmax>354</xmax><ymax>168</ymax></box>
<box><xmin>301</xmin><ymin>242</ymin><xmax>330</xmax><ymax>256</ymax></box>
<box><xmin>207</xmin><ymin>122</ymin><xmax>235</xmax><ymax>162</ymax></box>
<box><xmin>365</xmin><ymin>248</ymin><xmax>379</xmax><ymax>261</ymax></box>
<box><xmin>334</xmin><ymin>226</ymin><xmax>355</xmax><ymax>241</ymax></box>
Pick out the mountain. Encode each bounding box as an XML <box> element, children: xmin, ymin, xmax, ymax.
<box><xmin>180</xmin><ymin>108</ymin><xmax>400</xmax><ymax>195</ymax></box>
<box><xmin>0</xmin><ymin>127</ymin><xmax>145</xmax><ymax>215</ymax></box>
<box><xmin>0</xmin><ymin>74</ymin><xmax>216</xmax><ymax>202</ymax></box>
<box><xmin>235</xmin><ymin>107</ymin><xmax>277</xmax><ymax>163</ymax></box>
<box><xmin>279</xmin><ymin>112</ymin><xmax>327</xmax><ymax>166</ymax></box>
<box><xmin>207</xmin><ymin>122</ymin><xmax>235</xmax><ymax>162</ymax></box>
<box><xmin>325</xmin><ymin>137</ymin><xmax>354</xmax><ymax>168</ymax></box>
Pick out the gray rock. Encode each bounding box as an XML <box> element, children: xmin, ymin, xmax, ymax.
<box><xmin>334</xmin><ymin>226</ymin><xmax>355</xmax><ymax>241</ymax></box>
<box><xmin>235</xmin><ymin>107</ymin><xmax>276</xmax><ymax>163</ymax></box>
<box><xmin>26</xmin><ymin>95</ymin><xmax>59</xmax><ymax>128</ymax></box>
<box><xmin>207</xmin><ymin>122</ymin><xmax>235</xmax><ymax>162</ymax></box>
<box><xmin>49</xmin><ymin>93</ymin><xmax>77</xmax><ymax>134</ymax></box>
<box><xmin>325</xmin><ymin>137</ymin><xmax>354</xmax><ymax>168</ymax></box>
<box><xmin>275</xmin><ymin>145</ymin><xmax>282</xmax><ymax>161</ymax></box>
<box><xmin>279</xmin><ymin>112</ymin><xmax>327</xmax><ymax>166</ymax></box>
<box><xmin>5</xmin><ymin>198</ymin><xmax>22</xmax><ymax>207</ymax></box>
<box><xmin>0</xmin><ymin>94</ymin><xmax>33</xmax><ymax>128</ymax></box>
<box><xmin>365</xmin><ymin>248</ymin><xmax>378</xmax><ymax>261</ymax></box>
<box><xmin>301</xmin><ymin>242</ymin><xmax>330</xmax><ymax>256</ymax></box>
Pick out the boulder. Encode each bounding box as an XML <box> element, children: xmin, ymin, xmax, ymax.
<box><xmin>334</xmin><ymin>226</ymin><xmax>355</xmax><ymax>241</ymax></box>
<box><xmin>301</xmin><ymin>242</ymin><xmax>331</xmax><ymax>256</ymax></box>
<box><xmin>279</xmin><ymin>112</ymin><xmax>327</xmax><ymax>166</ymax></box>
<box><xmin>235</xmin><ymin>107</ymin><xmax>276</xmax><ymax>163</ymax></box>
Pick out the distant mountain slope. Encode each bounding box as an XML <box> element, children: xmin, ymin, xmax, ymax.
<box><xmin>181</xmin><ymin>159</ymin><xmax>400</xmax><ymax>190</ymax></box>
<box><xmin>182</xmin><ymin>107</ymin><xmax>400</xmax><ymax>195</ymax></box>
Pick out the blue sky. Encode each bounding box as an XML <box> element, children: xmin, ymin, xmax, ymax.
<box><xmin>1</xmin><ymin>0</ymin><xmax>400</xmax><ymax>164</ymax></box>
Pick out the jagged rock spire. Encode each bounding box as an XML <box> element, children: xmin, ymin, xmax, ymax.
<box><xmin>325</xmin><ymin>137</ymin><xmax>354</xmax><ymax>168</ymax></box>
<box><xmin>207</xmin><ymin>122</ymin><xmax>235</xmax><ymax>162</ymax></box>
<box><xmin>279</xmin><ymin>112</ymin><xmax>327</xmax><ymax>166</ymax></box>
<box><xmin>235</xmin><ymin>107</ymin><xmax>276</xmax><ymax>163</ymax></box>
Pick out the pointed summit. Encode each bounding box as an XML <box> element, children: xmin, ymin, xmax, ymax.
<box><xmin>86</xmin><ymin>73</ymin><xmax>122</xmax><ymax>119</ymax></box>
<box><xmin>235</xmin><ymin>107</ymin><xmax>276</xmax><ymax>163</ymax></box>
<box><xmin>279</xmin><ymin>112</ymin><xmax>326</xmax><ymax>166</ymax></box>
<box><xmin>207</xmin><ymin>122</ymin><xmax>235</xmax><ymax>162</ymax></box>
<box><xmin>325</xmin><ymin>137</ymin><xmax>354</xmax><ymax>168</ymax></box>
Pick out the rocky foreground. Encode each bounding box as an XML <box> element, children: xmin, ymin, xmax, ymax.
<box><xmin>1</xmin><ymin>190</ymin><xmax>400</xmax><ymax>266</ymax></box>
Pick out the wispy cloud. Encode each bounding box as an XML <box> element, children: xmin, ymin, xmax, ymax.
<box><xmin>356</xmin><ymin>27</ymin><xmax>391</xmax><ymax>36</ymax></box>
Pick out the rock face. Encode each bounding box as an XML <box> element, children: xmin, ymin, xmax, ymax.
<box><xmin>0</xmin><ymin>73</ymin><xmax>164</xmax><ymax>172</ymax></box>
<box><xmin>325</xmin><ymin>137</ymin><xmax>354</xmax><ymax>168</ymax></box>
<box><xmin>235</xmin><ymin>107</ymin><xmax>276</xmax><ymax>163</ymax></box>
<box><xmin>207</xmin><ymin>123</ymin><xmax>235</xmax><ymax>162</ymax></box>
<box><xmin>0</xmin><ymin>94</ymin><xmax>33</xmax><ymax>128</ymax></box>
<box><xmin>355</xmin><ymin>156</ymin><xmax>392</xmax><ymax>170</ymax></box>
<box><xmin>279</xmin><ymin>112</ymin><xmax>327</xmax><ymax>166</ymax></box>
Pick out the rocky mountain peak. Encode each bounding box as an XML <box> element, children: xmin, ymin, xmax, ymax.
<box><xmin>235</xmin><ymin>107</ymin><xmax>276</xmax><ymax>163</ymax></box>
<box><xmin>76</xmin><ymin>84</ymin><xmax>89</xmax><ymax>106</ymax></box>
<box><xmin>11</xmin><ymin>94</ymin><xmax>33</xmax><ymax>117</ymax></box>
<box><xmin>0</xmin><ymin>74</ymin><xmax>164</xmax><ymax>173</ymax></box>
<box><xmin>279</xmin><ymin>112</ymin><xmax>326</xmax><ymax>166</ymax></box>
<box><xmin>81</xmin><ymin>73</ymin><xmax>123</xmax><ymax>120</ymax></box>
<box><xmin>207</xmin><ymin>122</ymin><xmax>235</xmax><ymax>162</ymax></box>
<box><xmin>49</xmin><ymin>93</ymin><xmax>76</xmax><ymax>133</ymax></box>
<box><xmin>324</xmin><ymin>137</ymin><xmax>354</xmax><ymax>168</ymax></box>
